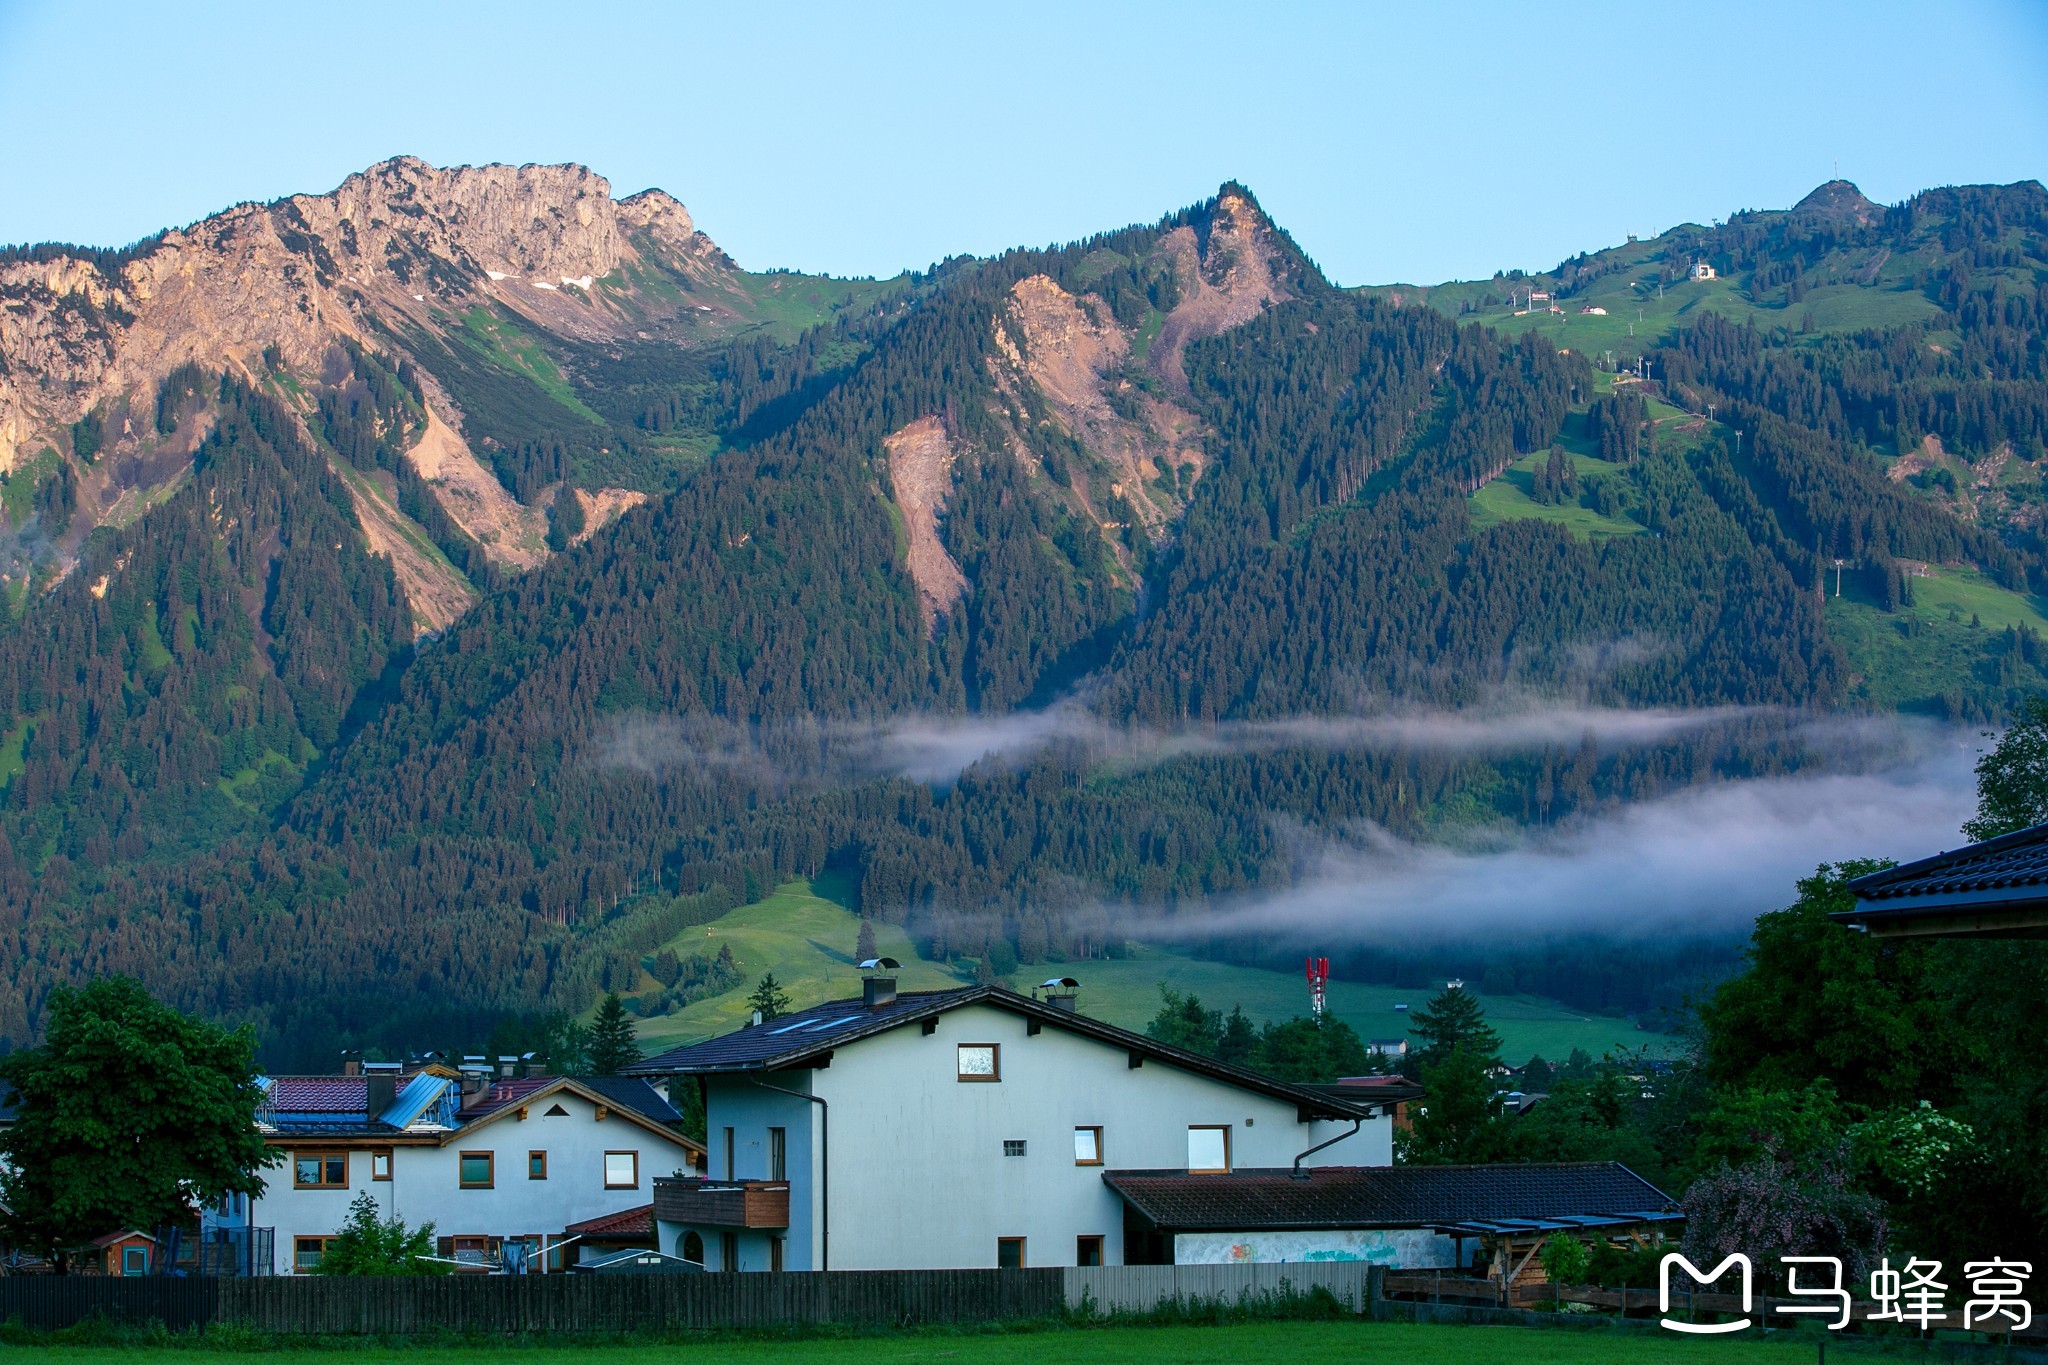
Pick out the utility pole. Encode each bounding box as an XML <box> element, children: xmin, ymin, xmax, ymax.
<box><xmin>1834</xmin><ymin>558</ymin><xmax>1845</xmax><ymax>597</ymax></box>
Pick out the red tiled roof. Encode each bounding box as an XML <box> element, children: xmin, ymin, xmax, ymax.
<box><xmin>266</xmin><ymin>1078</ymin><xmax>368</xmax><ymax>1111</ymax></box>
<box><xmin>457</xmin><ymin>1077</ymin><xmax>554</xmax><ymax>1117</ymax></box>
<box><xmin>565</xmin><ymin>1203</ymin><xmax>653</xmax><ymax>1238</ymax></box>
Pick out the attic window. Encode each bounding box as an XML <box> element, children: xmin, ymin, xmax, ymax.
<box><xmin>957</xmin><ymin>1044</ymin><xmax>999</xmax><ymax>1082</ymax></box>
<box><xmin>544</xmin><ymin>1103</ymin><xmax>570</xmax><ymax>1117</ymax></box>
<box><xmin>1002</xmin><ymin>1139</ymin><xmax>1027</xmax><ymax>1157</ymax></box>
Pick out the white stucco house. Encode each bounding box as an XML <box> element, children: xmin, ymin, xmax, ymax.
<box><xmin>630</xmin><ymin>969</ymin><xmax>1414</xmax><ymax>1272</ymax></box>
<box><xmin>246</xmin><ymin>1062</ymin><xmax>704</xmax><ymax>1274</ymax></box>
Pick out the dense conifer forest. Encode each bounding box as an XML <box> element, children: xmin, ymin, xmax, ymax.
<box><xmin>2</xmin><ymin>177</ymin><xmax>2045</xmax><ymax>1063</ymax></box>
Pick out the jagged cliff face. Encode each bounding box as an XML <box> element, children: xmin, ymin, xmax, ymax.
<box><xmin>0</xmin><ymin>157</ymin><xmax>742</xmax><ymax>628</ymax></box>
<box><xmin>976</xmin><ymin>189</ymin><xmax>1294</xmax><ymax>582</ymax></box>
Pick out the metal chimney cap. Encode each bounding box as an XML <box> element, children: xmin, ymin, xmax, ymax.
<box><xmin>859</xmin><ymin>957</ymin><xmax>901</xmax><ymax>972</ymax></box>
<box><xmin>1040</xmin><ymin>977</ymin><xmax>1080</xmax><ymax>990</ymax></box>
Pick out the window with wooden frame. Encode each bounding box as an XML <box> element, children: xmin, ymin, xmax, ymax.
<box><xmin>1073</xmin><ymin>1126</ymin><xmax>1103</xmax><ymax>1165</ymax></box>
<box><xmin>997</xmin><ymin>1236</ymin><xmax>1026</xmax><ymax>1269</ymax></box>
<box><xmin>956</xmin><ymin>1043</ymin><xmax>1000</xmax><ymax>1082</ymax></box>
<box><xmin>603</xmin><ymin>1150</ymin><xmax>639</xmax><ymax>1189</ymax></box>
<box><xmin>458</xmin><ymin>1151</ymin><xmax>494</xmax><ymax>1188</ymax></box>
<box><xmin>1187</xmin><ymin>1125</ymin><xmax>1231</xmax><ymax>1174</ymax></box>
<box><xmin>292</xmin><ymin>1236</ymin><xmax>333</xmax><ymax>1273</ymax></box>
<box><xmin>1076</xmin><ymin>1234</ymin><xmax>1104</xmax><ymax>1267</ymax></box>
<box><xmin>292</xmin><ymin>1152</ymin><xmax>347</xmax><ymax>1189</ymax></box>
<box><xmin>527</xmin><ymin>1150</ymin><xmax>547</xmax><ymax>1180</ymax></box>
<box><xmin>370</xmin><ymin>1148</ymin><xmax>393</xmax><ymax>1181</ymax></box>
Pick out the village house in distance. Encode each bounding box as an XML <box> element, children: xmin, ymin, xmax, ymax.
<box><xmin>231</xmin><ymin>1056</ymin><xmax>704</xmax><ymax>1275</ymax></box>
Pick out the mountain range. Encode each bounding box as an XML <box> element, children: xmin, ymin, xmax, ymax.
<box><xmin>1</xmin><ymin>160</ymin><xmax>2044</xmax><ymax>1062</ymax></box>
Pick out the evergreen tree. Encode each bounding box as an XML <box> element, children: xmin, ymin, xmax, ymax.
<box><xmin>1218</xmin><ymin>1006</ymin><xmax>1259</xmax><ymax>1067</ymax></box>
<box><xmin>747</xmin><ymin>973</ymin><xmax>792</xmax><ymax>1023</ymax></box>
<box><xmin>1408</xmin><ymin>982</ymin><xmax>1504</xmax><ymax>1071</ymax></box>
<box><xmin>1145</xmin><ymin>985</ymin><xmax>1223</xmax><ymax>1056</ymax></box>
<box><xmin>586</xmin><ymin>992</ymin><xmax>641</xmax><ymax>1076</ymax></box>
<box><xmin>855</xmin><ymin>918</ymin><xmax>877</xmax><ymax>962</ymax></box>
<box><xmin>1399</xmin><ymin>1045</ymin><xmax>1512</xmax><ymax>1164</ymax></box>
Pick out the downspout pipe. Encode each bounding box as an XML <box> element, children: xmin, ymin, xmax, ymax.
<box><xmin>746</xmin><ymin>1076</ymin><xmax>828</xmax><ymax>1271</ymax></box>
<box><xmin>1290</xmin><ymin>1115</ymin><xmax>1364</xmax><ymax>1180</ymax></box>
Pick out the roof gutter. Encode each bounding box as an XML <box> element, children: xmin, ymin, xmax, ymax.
<box><xmin>745</xmin><ymin>1078</ymin><xmax>827</xmax><ymax>1272</ymax></box>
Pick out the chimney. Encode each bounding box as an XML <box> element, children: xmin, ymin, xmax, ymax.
<box><xmin>340</xmin><ymin>1050</ymin><xmax>362</xmax><ymax>1077</ymax></box>
<box><xmin>1039</xmin><ymin>977</ymin><xmax>1080</xmax><ymax>1012</ymax></box>
<box><xmin>520</xmin><ymin>1051</ymin><xmax>547</xmax><ymax>1080</ymax></box>
<box><xmin>366</xmin><ymin>1073</ymin><xmax>398</xmax><ymax>1119</ymax></box>
<box><xmin>860</xmin><ymin>957</ymin><xmax>901</xmax><ymax>1009</ymax></box>
<box><xmin>459</xmin><ymin>1058</ymin><xmax>492</xmax><ymax>1102</ymax></box>
<box><xmin>496</xmin><ymin>1055</ymin><xmax>518</xmax><ymax>1080</ymax></box>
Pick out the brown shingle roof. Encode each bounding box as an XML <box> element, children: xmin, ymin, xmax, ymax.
<box><xmin>1104</xmin><ymin>1162</ymin><xmax>1676</xmax><ymax>1232</ymax></box>
<box><xmin>565</xmin><ymin>1203</ymin><xmax>653</xmax><ymax>1238</ymax></box>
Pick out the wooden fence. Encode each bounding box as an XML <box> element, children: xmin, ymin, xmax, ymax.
<box><xmin>0</xmin><ymin>1276</ymin><xmax>217</xmax><ymax>1331</ymax></box>
<box><xmin>1</xmin><ymin>1270</ymin><xmax>1067</xmax><ymax>1334</ymax></box>
<box><xmin>1064</xmin><ymin>1263</ymin><xmax>1374</xmax><ymax>1314</ymax></box>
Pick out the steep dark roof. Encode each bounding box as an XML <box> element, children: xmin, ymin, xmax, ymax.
<box><xmin>1835</xmin><ymin>823</ymin><xmax>2048</xmax><ymax>938</ymax></box>
<box><xmin>1847</xmin><ymin>823</ymin><xmax>2048</xmax><ymax>901</ymax></box>
<box><xmin>629</xmin><ymin>985</ymin><xmax>1374</xmax><ymax>1121</ymax></box>
<box><xmin>575</xmin><ymin>1075</ymin><xmax>682</xmax><ymax>1125</ymax></box>
<box><xmin>1105</xmin><ymin>1162</ymin><xmax>1677</xmax><ymax>1232</ymax></box>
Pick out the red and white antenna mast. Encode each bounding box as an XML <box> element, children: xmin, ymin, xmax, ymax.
<box><xmin>1305</xmin><ymin>957</ymin><xmax>1329</xmax><ymax>1028</ymax></box>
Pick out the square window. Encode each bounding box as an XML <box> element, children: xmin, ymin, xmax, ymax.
<box><xmin>1188</xmin><ymin>1125</ymin><xmax>1230</xmax><ymax>1174</ymax></box>
<box><xmin>528</xmin><ymin>1150</ymin><xmax>547</xmax><ymax>1180</ymax></box>
<box><xmin>956</xmin><ymin>1043</ymin><xmax>1000</xmax><ymax>1082</ymax></box>
<box><xmin>292</xmin><ymin>1237</ymin><xmax>329</xmax><ymax>1273</ymax></box>
<box><xmin>604</xmin><ymin>1150</ymin><xmax>638</xmax><ymax>1189</ymax></box>
<box><xmin>293</xmin><ymin>1152</ymin><xmax>347</xmax><ymax>1189</ymax></box>
<box><xmin>459</xmin><ymin>1151</ymin><xmax>494</xmax><ymax>1188</ymax></box>
<box><xmin>371</xmin><ymin>1149</ymin><xmax>392</xmax><ymax>1181</ymax></box>
<box><xmin>997</xmin><ymin>1236</ymin><xmax>1026</xmax><ymax>1269</ymax></box>
<box><xmin>1077</xmin><ymin>1234</ymin><xmax>1104</xmax><ymax>1267</ymax></box>
<box><xmin>1074</xmin><ymin>1126</ymin><xmax>1103</xmax><ymax>1165</ymax></box>
<box><xmin>1002</xmin><ymin>1139</ymin><xmax>1027</xmax><ymax>1157</ymax></box>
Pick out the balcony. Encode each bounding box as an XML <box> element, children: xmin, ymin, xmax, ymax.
<box><xmin>652</xmin><ymin>1177</ymin><xmax>790</xmax><ymax>1229</ymax></box>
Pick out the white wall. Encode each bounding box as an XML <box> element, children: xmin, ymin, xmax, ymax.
<box><xmin>665</xmin><ymin>1003</ymin><xmax>1390</xmax><ymax>1272</ymax></box>
<box><xmin>252</xmin><ymin>1089</ymin><xmax>697</xmax><ymax>1273</ymax></box>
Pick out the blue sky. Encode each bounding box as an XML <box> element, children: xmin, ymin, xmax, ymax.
<box><xmin>1</xmin><ymin>0</ymin><xmax>2042</xmax><ymax>285</ymax></box>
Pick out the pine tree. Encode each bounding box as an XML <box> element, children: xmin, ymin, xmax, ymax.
<box><xmin>1408</xmin><ymin>982</ymin><xmax>1503</xmax><ymax>1070</ymax></box>
<box><xmin>747</xmin><ymin>973</ymin><xmax>791</xmax><ymax>1023</ymax></box>
<box><xmin>855</xmin><ymin>918</ymin><xmax>877</xmax><ymax>961</ymax></box>
<box><xmin>586</xmin><ymin>992</ymin><xmax>641</xmax><ymax>1076</ymax></box>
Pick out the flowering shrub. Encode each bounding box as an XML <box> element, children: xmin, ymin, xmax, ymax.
<box><xmin>1850</xmin><ymin>1101</ymin><xmax>1975</xmax><ymax>1197</ymax></box>
<box><xmin>1681</xmin><ymin>1143</ymin><xmax>1888</xmax><ymax>1287</ymax></box>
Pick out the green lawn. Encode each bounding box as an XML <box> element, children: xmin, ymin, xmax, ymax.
<box><xmin>1904</xmin><ymin>563</ymin><xmax>2048</xmax><ymax>634</ymax></box>
<box><xmin>1823</xmin><ymin>564</ymin><xmax>2048</xmax><ymax>711</ymax></box>
<box><xmin>11</xmin><ymin>1318</ymin><xmax>1857</xmax><ymax>1363</ymax></box>
<box><xmin>1468</xmin><ymin>450</ymin><xmax>1644</xmax><ymax>542</ymax></box>
<box><xmin>628</xmin><ymin>882</ymin><xmax>1670</xmax><ymax>1067</ymax></box>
